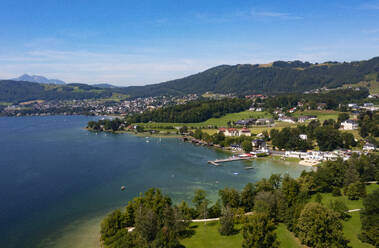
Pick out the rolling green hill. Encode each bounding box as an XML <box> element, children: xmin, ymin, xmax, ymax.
<box><xmin>1</xmin><ymin>56</ymin><xmax>379</xmax><ymax>103</ymax></box>
<box><xmin>117</xmin><ymin>56</ymin><xmax>379</xmax><ymax>98</ymax></box>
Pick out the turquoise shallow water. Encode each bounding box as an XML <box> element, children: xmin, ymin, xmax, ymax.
<box><xmin>0</xmin><ymin>116</ymin><xmax>310</xmax><ymax>247</ymax></box>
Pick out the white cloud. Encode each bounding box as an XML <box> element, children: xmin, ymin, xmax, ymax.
<box><xmin>250</xmin><ymin>10</ymin><xmax>303</xmax><ymax>20</ymax></box>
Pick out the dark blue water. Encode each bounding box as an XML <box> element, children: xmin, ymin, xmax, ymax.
<box><xmin>0</xmin><ymin>116</ymin><xmax>309</xmax><ymax>247</ymax></box>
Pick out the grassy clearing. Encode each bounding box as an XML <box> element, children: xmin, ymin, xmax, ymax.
<box><xmin>180</xmin><ymin>221</ymin><xmax>242</xmax><ymax>248</ymax></box>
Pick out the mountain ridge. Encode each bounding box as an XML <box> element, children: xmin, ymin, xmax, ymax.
<box><xmin>12</xmin><ymin>74</ymin><xmax>66</xmax><ymax>85</ymax></box>
<box><xmin>1</xmin><ymin>56</ymin><xmax>378</xmax><ymax>103</ymax></box>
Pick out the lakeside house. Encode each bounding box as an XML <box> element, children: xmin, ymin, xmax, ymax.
<box><xmin>340</xmin><ymin>120</ymin><xmax>358</xmax><ymax>130</ymax></box>
<box><xmin>218</xmin><ymin>127</ymin><xmax>251</xmax><ymax>137</ymax></box>
<box><xmin>239</xmin><ymin>128</ymin><xmax>251</xmax><ymax>136</ymax></box>
<box><xmin>285</xmin><ymin>150</ymin><xmax>339</xmax><ymax>161</ymax></box>
<box><xmin>252</xmin><ymin>139</ymin><xmax>266</xmax><ymax>149</ymax></box>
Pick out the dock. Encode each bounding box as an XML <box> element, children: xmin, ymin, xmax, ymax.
<box><xmin>208</xmin><ymin>156</ymin><xmax>250</xmax><ymax>166</ymax></box>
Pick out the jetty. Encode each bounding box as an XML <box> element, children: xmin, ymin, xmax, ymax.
<box><xmin>208</xmin><ymin>156</ymin><xmax>250</xmax><ymax>166</ymax></box>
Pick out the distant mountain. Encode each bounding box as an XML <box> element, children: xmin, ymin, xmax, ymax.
<box><xmin>117</xmin><ymin>56</ymin><xmax>379</xmax><ymax>98</ymax></box>
<box><xmin>0</xmin><ymin>80</ymin><xmax>112</xmax><ymax>103</ymax></box>
<box><xmin>92</xmin><ymin>83</ymin><xmax>118</xmax><ymax>88</ymax></box>
<box><xmin>12</xmin><ymin>74</ymin><xmax>66</xmax><ymax>85</ymax></box>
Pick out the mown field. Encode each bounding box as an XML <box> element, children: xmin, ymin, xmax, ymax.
<box><xmin>180</xmin><ymin>221</ymin><xmax>304</xmax><ymax>248</ymax></box>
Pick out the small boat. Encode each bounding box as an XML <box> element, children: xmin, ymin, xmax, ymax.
<box><xmin>120</xmin><ymin>186</ymin><xmax>126</xmax><ymax>191</ymax></box>
<box><xmin>146</xmin><ymin>140</ymin><xmax>150</xmax><ymax>143</ymax></box>
<box><xmin>244</xmin><ymin>166</ymin><xmax>254</xmax><ymax>170</ymax></box>
<box><xmin>233</xmin><ymin>172</ymin><xmax>239</xmax><ymax>175</ymax></box>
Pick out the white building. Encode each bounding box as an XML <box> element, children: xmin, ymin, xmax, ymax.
<box><xmin>340</xmin><ymin>120</ymin><xmax>358</xmax><ymax>130</ymax></box>
<box><xmin>363</xmin><ymin>143</ymin><xmax>376</xmax><ymax>151</ymax></box>
<box><xmin>299</xmin><ymin>134</ymin><xmax>308</xmax><ymax>140</ymax></box>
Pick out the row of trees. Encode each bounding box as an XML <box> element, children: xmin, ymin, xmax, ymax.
<box><xmin>359</xmin><ymin>111</ymin><xmax>379</xmax><ymax>145</ymax></box>
<box><xmin>127</xmin><ymin>98</ymin><xmax>251</xmax><ymax>123</ymax></box>
<box><xmin>100</xmin><ymin>154</ymin><xmax>379</xmax><ymax>248</ymax></box>
<box><xmin>87</xmin><ymin>118</ymin><xmax>124</xmax><ymax>132</ymax></box>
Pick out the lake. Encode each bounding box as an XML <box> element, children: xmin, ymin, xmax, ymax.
<box><xmin>0</xmin><ymin>116</ymin><xmax>310</xmax><ymax>247</ymax></box>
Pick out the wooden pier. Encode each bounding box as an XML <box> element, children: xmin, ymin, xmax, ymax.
<box><xmin>208</xmin><ymin>156</ymin><xmax>250</xmax><ymax>166</ymax></box>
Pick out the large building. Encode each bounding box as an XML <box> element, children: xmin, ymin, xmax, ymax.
<box><xmin>340</xmin><ymin>120</ymin><xmax>358</xmax><ymax>130</ymax></box>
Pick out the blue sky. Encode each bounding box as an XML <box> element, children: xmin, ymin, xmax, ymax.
<box><xmin>0</xmin><ymin>0</ymin><xmax>379</xmax><ymax>86</ymax></box>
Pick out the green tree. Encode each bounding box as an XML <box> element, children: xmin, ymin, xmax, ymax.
<box><xmin>328</xmin><ymin>199</ymin><xmax>349</xmax><ymax>220</ymax></box>
<box><xmin>338</xmin><ymin>113</ymin><xmax>350</xmax><ymax>123</ymax></box>
<box><xmin>100</xmin><ymin>209</ymin><xmax>127</xmax><ymax>242</ymax></box>
<box><xmin>242</xmin><ymin>213</ymin><xmax>279</xmax><ymax>248</ymax></box>
<box><xmin>219</xmin><ymin>187</ymin><xmax>240</xmax><ymax>208</ymax></box>
<box><xmin>241</xmin><ymin>140</ymin><xmax>252</xmax><ymax>153</ymax></box>
<box><xmin>240</xmin><ymin>183</ymin><xmax>256</xmax><ymax>211</ymax></box>
<box><xmin>297</xmin><ymin>202</ymin><xmax>349</xmax><ymax>248</ymax></box>
<box><xmin>192</xmin><ymin>189</ymin><xmax>208</xmax><ymax>213</ymax></box>
<box><xmin>219</xmin><ymin>206</ymin><xmax>235</xmax><ymax>236</ymax></box>
<box><xmin>360</xmin><ymin>188</ymin><xmax>379</xmax><ymax>246</ymax></box>
<box><xmin>346</xmin><ymin>182</ymin><xmax>366</xmax><ymax>200</ymax></box>
<box><xmin>315</xmin><ymin>193</ymin><xmax>323</xmax><ymax>203</ymax></box>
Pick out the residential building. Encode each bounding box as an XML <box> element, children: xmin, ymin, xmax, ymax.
<box><xmin>340</xmin><ymin>120</ymin><xmax>358</xmax><ymax>130</ymax></box>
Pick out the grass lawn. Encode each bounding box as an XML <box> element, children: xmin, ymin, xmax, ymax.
<box><xmin>180</xmin><ymin>221</ymin><xmax>305</xmax><ymax>248</ymax></box>
<box><xmin>293</xmin><ymin>110</ymin><xmax>341</xmax><ymax>122</ymax></box>
<box><xmin>310</xmin><ymin>184</ymin><xmax>379</xmax><ymax>210</ymax></box>
<box><xmin>309</xmin><ymin>184</ymin><xmax>378</xmax><ymax>248</ymax></box>
<box><xmin>343</xmin><ymin>212</ymin><xmax>374</xmax><ymax>248</ymax></box>
<box><xmin>180</xmin><ymin>221</ymin><xmax>242</xmax><ymax>248</ymax></box>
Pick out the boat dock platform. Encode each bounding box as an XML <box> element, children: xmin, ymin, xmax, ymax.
<box><xmin>208</xmin><ymin>156</ymin><xmax>250</xmax><ymax>166</ymax></box>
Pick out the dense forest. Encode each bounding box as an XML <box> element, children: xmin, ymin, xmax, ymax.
<box><xmin>116</xmin><ymin>56</ymin><xmax>379</xmax><ymax>98</ymax></box>
<box><xmin>1</xmin><ymin>57</ymin><xmax>379</xmax><ymax>102</ymax></box>
<box><xmin>100</xmin><ymin>154</ymin><xmax>379</xmax><ymax>248</ymax></box>
<box><xmin>127</xmin><ymin>98</ymin><xmax>251</xmax><ymax>123</ymax></box>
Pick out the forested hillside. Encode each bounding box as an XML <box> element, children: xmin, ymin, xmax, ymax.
<box><xmin>118</xmin><ymin>56</ymin><xmax>379</xmax><ymax>98</ymax></box>
<box><xmin>0</xmin><ymin>80</ymin><xmax>112</xmax><ymax>103</ymax></box>
<box><xmin>1</xmin><ymin>57</ymin><xmax>379</xmax><ymax>102</ymax></box>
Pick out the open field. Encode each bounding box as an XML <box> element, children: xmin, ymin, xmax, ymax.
<box><xmin>180</xmin><ymin>221</ymin><xmax>303</xmax><ymax>248</ymax></box>
<box><xmin>139</xmin><ymin>110</ymin><xmax>272</xmax><ymax>129</ymax></box>
<box><xmin>292</xmin><ymin>110</ymin><xmax>341</xmax><ymax>122</ymax></box>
